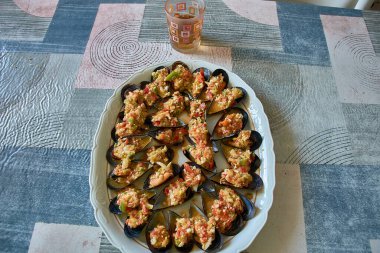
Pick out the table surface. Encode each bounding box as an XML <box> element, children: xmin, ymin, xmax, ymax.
<box><xmin>1</xmin><ymin>0</ymin><xmax>379</xmax><ymax>252</ymax></box>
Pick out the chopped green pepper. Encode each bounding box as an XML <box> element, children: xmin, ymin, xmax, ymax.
<box><xmin>164</xmin><ymin>70</ymin><xmax>181</xmax><ymax>81</ymax></box>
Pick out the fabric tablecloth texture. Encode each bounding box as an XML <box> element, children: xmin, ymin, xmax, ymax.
<box><xmin>0</xmin><ymin>0</ymin><xmax>379</xmax><ymax>252</ymax></box>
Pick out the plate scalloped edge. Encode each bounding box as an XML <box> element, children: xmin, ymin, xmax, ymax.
<box><xmin>89</xmin><ymin>60</ymin><xmax>276</xmax><ymax>253</ymax></box>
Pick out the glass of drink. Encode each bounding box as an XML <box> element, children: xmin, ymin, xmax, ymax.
<box><xmin>165</xmin><ymin>0</ymin><xmax>206</xmax><ymax>53</ymax></box>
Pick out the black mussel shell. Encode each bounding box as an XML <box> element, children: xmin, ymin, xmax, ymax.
<box><xmin>190</xmin><ymin>204</ymin><xmax>223</xmax><ymax>252</ymax></box>
<box><xmin>109</xmin><ymin>196</ymin><xmax>123</xmax><ymax>214</ymax></box>
<box><xmin>146</xmin><ymin>211</ymin><xmax>172</xmax><ymax>253</ymax></box>
<box><xmin>121</xmin><ymin>84</ymin><xmax>141</xmax><ymax>101</ymax></box>
<box><xmin>140</xmin><ymin>80</ymin><xmax>150</xmax><ymax>89</ymax></box>
<box><xmin>143</xmin><ymin>163</ymin><xmax>180</xmax><ymax>190</ymax></box>
<box><xmin>124</xmin><ymin>222</ymin><xmax>146</xmax><ymax>238</ymax></box>
<box><xmin>153</xmin><ymin>176</ymin><xmax>194</xmax><ymax>210</ymax></box>
<box><xmin>171</xmin><ymin>61</ymin><xmax>189</xmax><ymax>70</ymax></box>
<box><xmin>148</xmin><ymin>127</ymin><xmax>187</xmax><ymax>146</ymax></box>
<box><xmin>182</xmin><ymin>145</ymin><xmax>216</xmax><ymax>172</ymax></box>
<box><xmin>106</xmin><ymin>146</ymin><xmax>119</xmax><ymax>167</ymax></box>
<box><xmin>222</xmin><ymin>130</ymin><xmax>263</xmax><ymax>151</ymax></box>
<box><xmin>168</xmin><ymin>211</ymin><xmax>194</xmax><ymax>252</ymax></box>
<box><xmin>106</xmin><ymin>177</ymin><xmax>129</xmax><ymax>190</ymax></box>
<box><xmin>193</xmin><ymin>67</ymin><xmax>212</xmax><ymax>82</ymax></box>
<box><xmin>211</xmin><ymin>107</ymin><xmax>249</xmax><ymax>141</ymax></box>
<box><xmin>151</xmin><ymin>66</ymin><xmax>171</xmax><ymax>82</ymax></box>
<box><xmin>220</xmin><ymin>143</ymin><xmax>261</xmax><ymax>172</ymax></box>
<box><xmin>208</xmin><ymin>87</ymin><xmax>247</xmax><ymax>115</ymax></box>
<box><xmin>211</xmin><ymin>68</ymin><xmax>229</xmax><ymax>86</ymax></box>
<box><xmin>118</xmin><ymin>111</ymin><xmax>124</xmax><ymax>121</ymax></box>
<box><xmin>111</xmin><ymin>127</ymin><xmax>118</xmax><ymax>143</ymax></box>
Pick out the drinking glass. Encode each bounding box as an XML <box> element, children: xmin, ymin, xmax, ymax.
<box><xmin>165</xmin><ymin>0</ymin><xmax>206</xmax><ymax>52</ymax></box>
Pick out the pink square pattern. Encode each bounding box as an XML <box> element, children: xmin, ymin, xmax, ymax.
<box><xmin>176</xmin><ymin>2</ymin><xmax>186</xmax><ymax>11</ymax></box>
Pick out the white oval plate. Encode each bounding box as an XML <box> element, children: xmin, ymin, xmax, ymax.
<box><xmin>90</xmin><ymin>60</ymin><xmax>275</xmax><ymax>253</ymax></box>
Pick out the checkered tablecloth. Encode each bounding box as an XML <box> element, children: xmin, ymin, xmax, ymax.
<box><xmin>1</xmin><ymin>0</ymin><xmax>379</xmax><ymax>252</ymax></box>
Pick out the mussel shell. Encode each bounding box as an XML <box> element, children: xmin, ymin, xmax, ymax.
<box><xmin>145</xmin><ymin>211</ymin><xmax>172</xmax><ymax>253</ymax></box>
<box><xmin>124</xmin><ymin>222</ymin><xmax>146</xmax><ymax>238</ymax></box>
<box><xmin>153</xmin><ymin>176</ymin><xmax>194</xmax><ymax>210</ymax></box>
<box><xmin>220</xmin><ymin>143</ymin><xmax>261</xmax><ymax>172</ymax></box>
<box><xmin>210</xmin><ymin>169</ymin><xmax>263</xmax><ymax>191</ymax></box>
<box><xmin>111</xmin><ymin>127</ymin><xmax>118</xmax><ymax>143</ymax></box>
<box><xmin>106</xmin><ymin>146</ymin><xmax>119</xmax><ymax>167</ymax></box>
<box><xmin>168</xmin><ymin>211</ymin><xmax>194</xmax><ymax>252</ymax></box>
<box><xmin>109</xmin><ymin>196</ymin><xmax>123</xmax><ymax>214</ymax></box>
<box><xmin>171</xmin><ymin>61</ymin><xmax>189</xmax><ymax>70</ymax></box>
<box><xmin>107</xmin><ymin>162</ymin><xmax>152</xmax><ymax>190</ymax></box>
<box><xmin>207</xmin><ymin>87</ymin><xmax>247</xmax><ymax>115</ymax></box>
<box><xmin>182</xmin><ymin>146</ymin><xmax>216</xmax><ymax>172</ymax></box>
<box><xmin>211</xmin><ymin>68</ymin><xmax>229</xmax><ymax>86</ymax></box>
<box><xmin>222</xmin><ymin>129</ymin><xmax>263</xmax><ymax>151</ymax></box>
<box><xmin>143</xmin><ymin>163</ymin><xmax>181</xmax><ymax>190</ymax></box>
<box><xmin>193</xmin><ymin>67</ymin><xmax>212</xmax><ymax>82</ymax></box>
<box><xmin>121</xmin><ymin>84</ymin><xmax>141</xmax><ymax>101</ymax></box>
<box><xmin>211</xmin><ymin>107</ymin><xmax>249</xmax><ymax>141</ymax></box>
<box><xmin>189</xmin><ymin>204</ymin><xmax>223</xmax><ymax>252</ymax></box>
<box><xmin>140</xmin><ymin>80</ymin><xmax>150</xmax><ymax>89</ymax></box>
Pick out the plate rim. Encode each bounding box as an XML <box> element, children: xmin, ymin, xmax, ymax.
<box><xmin>89</xmin><ymin>59</ymin><xmax>276</xmax><ymax>253</ymax></box>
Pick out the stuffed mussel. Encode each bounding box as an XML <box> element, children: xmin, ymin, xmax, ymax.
<box><xmin>208</xmin><ymin>87</ymin><xmax>247</xmax><ymax>115</ymax></box>
<box><xmin>190</xmin><ymin>203</ymin><xmax>222</xmax><ymax>252</ymax></box>
<box><xmin>211</xmin><ymin>107</ymin><xmax>249</xmax><ymax>141</ymax></box>
<box><xmin>201</xmin><ymin>69</ymin><xmax>229</xmax><ymax>101</ymax></box>
<box><xmin>146</xmin><ymin>211</ymin><xmax>172</xmax><ymax>253</ymax></box>
<box><xmin>222</xmin><ymin>129</ymin><xmax>263</xmax><ymax>151</ymax></box>
<box><xmin>109</xmin><ymin>187</ymin><xmax>155</xmax><ymax>215</ymax></box>
<box><xmin>169</xmin><ymin>211</ymin><xmax>194</xmax><ymax>252</ymax></box>
<box><xmin>153</xmin><ymin>176</ymin><xmax>194</xmax><ymax>210</ymax></box>
<box><xmin>143</xmin><ymin>162</ymin><xmax>180</xmax><ymax>189</ymax></box>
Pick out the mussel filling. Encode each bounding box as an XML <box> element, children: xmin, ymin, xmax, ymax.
<box><xmin>113</xmin><ymin>162</ymin><xmax>149</xmax><ymax>181</ymax></box>
<box><xmin>190</xmin><ymin>100</ymin><xmax>207</xmax><ymax>119</ymax></box>
<box><xmin>184</xmin><ymin>145</ymin><xmax>214</xmax><ymax>170</ymax></box>
<box><xmin>215</xmin><ymin>113</ymin><xmax>243</xmax><ymax>138</ymax></box>
<box><xmin>220</xmin><ymin>167</ymin><xmax>252</xmax><ymax>188</ymax></box>
<box><xmin>226</xmin><ymin>148</ymin><xmax>252</xmax><ymax>169</ymax></box>
<box><xmin>213</xmin><ymin>88</ymin><xmax>243</xmax><ymax>110</ymax></box>
<box><xmin>116</xmin><ymin>104</ymin><xmax>148</xmax><ymax>136</ymax></box>
<box><xmin>147</xmin><ymin>146</ymin><xmax>170</xmax><ymax>164</ymax></box>
<box><xmin>193</xmin><ymin>216</ymin><xmax>216</xmax><ymax>250</ymax></box>
<box><xmin>125</xmin><ymin>195</ymin><xmax>153</xmax><ymax>228</ymax></box>
<box><xmin>155</xmin><ymin>128</ymin><xmax>187</xmax><ymax>145</ymax></box>
<box><xmin>204</xmin><ymin>74</ymin><xmax>226</xmax><ymax>101</ymax></box>
<box><xmin>124</xmin><ymin>89</ymin><xmax>145</xmax><ymax>113</ymax></box>
<box><xmin>168</xmin><ymin>64</ymin><xmax>193</xmax><ymax>91</ymax></box>
<box><xmin>164</xmin><ymin>178</ymin><xmax>188</xmax><ymax>206</ymax></box>
<box><xmin>183</xmin><ymin>163</ymin><xmax>204</xmax><ymax>189</ymax></box>
<box><xmin>150</xmin><ymin>225</ymin><xmax>171</xmax><ymax>249</ymax></box>
<box><xmin>149</xmin><ymin>162</ymin><xmax>174</xmax><ymax>188</ymax></box>
<box><xmin>151</xmin><ymin>110</ymin><xmax>180</xmax><ymax>127</ymax></box>
<box><xmin>151</xmin><ymin>68</ymin><xmax>171</xmax><ymax>98</ymax></box>
<box><xmin>189</xmin><ymin>71</ymin><xmax>206</xmax><ymax>97</ymax></box>
<box><xmin>160</xmin><ymin>91</ymin><xmax>187</xmax><ymax>115</ymax></box>
<box><xmin>210</xmin><ymin>188</ymin><xmax>243</xmax><ymax>233</ymax></box>
<box><xmin>116</xmin><ymin>188</ymin><xmax>140</xmax><ymax>212</ymax></box>
<box><xmin>188</xmin><ymin>118</ymin><xmax>209</xmax><ymax>145</ymax></box>
<box><xmin>112</xmin><ymin>142</ymin><xmax>136</xmax><ymax>160</ymax></box>
<box><xmin>173</xmin><ymin>218</ymin><xmax>194</xmax><ymax>248</ymax></box>
<box><xmin>224</xmin><ymin>130</ymin><xmax>252</xmax><ymax>149</ymax></box>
